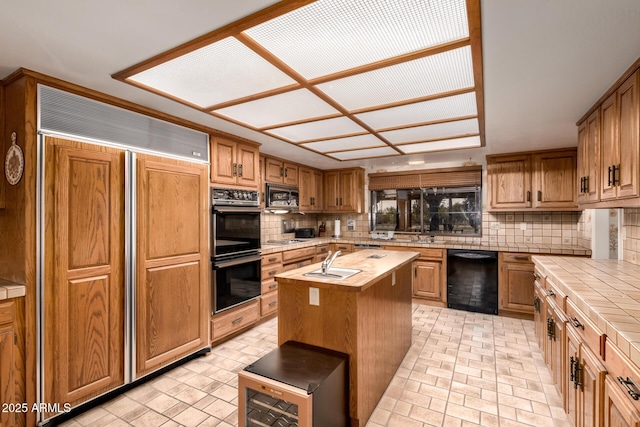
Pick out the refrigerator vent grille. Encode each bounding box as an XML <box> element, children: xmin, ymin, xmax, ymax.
<box><xmin>38</xmin><ymin>85</ymin><xmax>208</xmax><ymax>162</ymax></box>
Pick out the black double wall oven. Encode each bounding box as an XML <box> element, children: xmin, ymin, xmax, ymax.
<box><xmin>211</xmin><ymin>187</ymin><xmax>261</xmax><ymax>314</ymax></box>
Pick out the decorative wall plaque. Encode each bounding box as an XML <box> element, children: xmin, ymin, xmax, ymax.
<box><xmin>5</xmin><ymin>132</ymin><xmax>24</xmax><ymax>185</ymax></box>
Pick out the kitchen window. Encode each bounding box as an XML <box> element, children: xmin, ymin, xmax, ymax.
<box><xmin>369</xmin><ymin>166</ymin><xmax>482</xmax><ymax>237</ymax></box>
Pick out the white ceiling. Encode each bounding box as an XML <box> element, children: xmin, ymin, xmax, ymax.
<box><xmin>2</xmin><ymin>0</ymin><xmax>640</xmax><ymax>171</ymax></box>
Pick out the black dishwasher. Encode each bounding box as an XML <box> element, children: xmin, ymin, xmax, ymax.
<box><xmin>447</xmin><ymin>249</ymin><xmax>498</xmax><ymax>315</ymax></box>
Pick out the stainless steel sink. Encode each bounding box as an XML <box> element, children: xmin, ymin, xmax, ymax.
<box><xmin>303</xmin><ymin>267</ymin><xmax>362</xmax><ymax>280</ymax></box>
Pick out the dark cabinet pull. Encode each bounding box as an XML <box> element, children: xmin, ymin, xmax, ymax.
<box><xmin>238</xmin><ymin>164</ymin><xmax>243</xmax><ymax>177</ymax></box>
<box><xmin>570</xmin><ymin>317</ymin><xmax>584</xmax><ymax>330</ymax></box>
<box><xmin>618</xmin><ymin>376</ymin><xmax>640</xmax><ymax>400</ymax></box>
<box><xmin>232</xmin><ymin>316</ymin><xmax>244</xmax><ymax>325</ymax></box>
<box><xmin>233</xmin><ymin>163</ymin><xmax>237</xmax><ymax>177</ymax></box>
<box><xmin>269</xmin><ymin>283</ymin><xmax>277</xmax><ymax>289</ymax></box>
<box><xmin>608</xmin><ymin>165</ymin><xmax>613</xmax><ymax>186</ymax></box>
<box><xmin>570</xmin><ymin>356</ymin><xmax>576</xmax><ymax>383</ymax></box>
<box><xmin>514</xmin><ymin>256</ymin><xmax>529</xmax><ymax>261</ymax></box>
<box><xmin>533</xmin><ymin>272</ymin><xmax>541</xmax><ymax>279</ymax></box>
<box><xmin>269</xmin><ymin>301</ymin><xmax>277</xmax><ymax>307</ymax></box>
<box><xmin>580</xmin><ymin>177</ymin><xmax>584</xmax><ymax>193</ymax></box>
<box><xmin>336</xmin><ymin>198</ymin><xmax>339</xmax><ymax>206</ymax></box>
<box><xmin>575</xmin><ymin>361</ymin><xmax>583</xmax><ymax>390</ymax></box>
<box><xmin>339</xmin><ymin>197</ymin><xmax>343</xmax><ymax>206</ymax></box>
<box><xmin>280</xmin><ymin>167</ymin><xmax>284</xmax><ymax>177</ymax></box>
<box><xmin>526</xmin><ymin>191</ymin><xmax>531</xmax><ymax>202</ymax></box>
<box><xmin>533</xmin><ymin>296</ymin><xmax>540</xmax><ymax>313</ymax></box>
<box><xmin>268</xmin><ymin>257</ymin><xmax>277</xmax><ymax>262</ymax></box>
<box><xmin>268</xmin><ymin>270</ymin><xmax>277</xmax><ymax>276</ymax></box>
<box><xmin>547</xmin><ymin>289</ymin><xmax>555</xmax><ymax>297</ymax></box>
<box><xmin>284</xmin><ymin>168</ymin><xmax>288</xmax><ymax>178</ymax></box>
<box><xmin>537</xmin><ymin>190</ymin><xmax>542</xmax><ymax>202</ymax></box>
<box><xmin>546</xmin><ymin>318</ymin><xmax>555</xmax><ymax>340</ymax></box>
<box><xmin>414</xmin><ymin>267</ymin><xmax>417</xmax><ymax>277</ymax></box>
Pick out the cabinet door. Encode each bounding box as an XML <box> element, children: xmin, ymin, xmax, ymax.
<box><xmin>323</xmin><ymin>171</ymin><xmax>340</xmax><ymax>211</ymax></box>
<box><xmin>283</xmin><ymin>162</ymin><xmax>298</xmax><ymax>186</ymax></box>
<box><xmin>265</xmin><ymin>158</ymin><xmax>284</xmax><ymax>183</ymax></box>
<box><xmin>312</xmin><ymin>170</ymin><xmax>323</xmax><ymax>211</ymax></box>
<box><xmin>566</xmin><ymin>327</ymin><xmax>581</xmax><ymax>426</ymax></box>
<box><xmin>413</xmin><ymin>260</ymin><xmax>442</xmax><ymax>300</ymax></box>
<box><xmin>211</xmin><ymin>137</ymin><xmax>238</xmax><ymax>186</ymax></box>
<box><xmin>499</xmin><ymin>260</ymin><xmax>535</xmax><ymax>314</ymax></box>
<box><xmin>488</xmin><ymin>154</ymin><xmax>532</xmax><ymax>209</ymax></box>
<box><xmin>0</xmin><ymin>304</ymin><xmax>15</xmax><ymax>427</ymax></box>
<box><xmin>604</xmin><ymin>375</ymin><xmax>640</xmax><ymax>427</ymax></box>
<box><xmin>617</xmin><ymin>71</ymin><xmax>639</xmax><ymax>200</ymax></box>
<box><xmin>44</xmin><ymin>137</ymin><xmax>125</xmax><ymax>409</ymax></box>
<box><xmin>601</xmin><ymin>93</ymin><xmax>619</xmax><ymax>201</ymax></box>
<box><xmin>339</xmin><ymin>169</ymin><xmax>363</xmax><ymax>212</ymax></box>
<box><xmin>585</xmin><ymin>110</ymin><xmax>601</xmax><ymax>203</ymax></box>
<box><xmin>534</xmin><ymin>282</ymin><xmax>547</xmax><ymax>357</ymax></box>
<box><xmin>533</xmin><ymin>150</ymin><xmax>578</xmax><ymax>209</ymax></box>
<box><xmin>299</xmin><ymin>167</ymin><xmax>313</xmax><ymax>211</ymax></box>
<box><xmin>136</xmin><ymin>155</ymin><xmax>209</xmax><ymax>377</ymax></box>
<box><xmin>579</xmin><ymin>345</ymin><xmax>606</xmax><ymax>427</ymax></box>
<box><xmin>578</xmin><ymin>120</ymin><xmax>589</xmax><ymax>204</ymax></box>
<box><xmin>236</xmin><ymin>143</ymin><xmax>259</xmax><ymax>189</ymax></box>
<box><xmin>546</xmin><ymin>303</ymin><xmax>566</xmax><ymax>399</ymax></box>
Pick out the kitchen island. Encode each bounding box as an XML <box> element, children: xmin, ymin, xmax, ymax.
<box><xmin>275</xmin><ymin>249</ymin><xmax>419</xmax><ymax>427</ymax></box>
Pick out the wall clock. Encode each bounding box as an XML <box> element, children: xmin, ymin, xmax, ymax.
<box><xmin>5</xmin><ymin>132</ymin><xmax>24</xmax><ymax>186</ymax></box>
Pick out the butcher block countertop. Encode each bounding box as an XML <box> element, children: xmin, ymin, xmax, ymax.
<box><xmin>532</xmin><ymin>256</ymin><xmax>640</xmax><ymax>368</ymax></box>
<box><xmin>275</xmin><ymin>249</ymin><xmax>419</xmax><ymax>292</ymax></box>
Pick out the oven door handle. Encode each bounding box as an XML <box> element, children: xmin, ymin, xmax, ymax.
<box><xmin>213</xmin><ymin>205</ymin><xmax>262</xmax><ymax>214</ymax></box>
<box><xmin>213</xmin><ymin>255</ymin><xmax>262</xmax><ymax>269</ymax></box>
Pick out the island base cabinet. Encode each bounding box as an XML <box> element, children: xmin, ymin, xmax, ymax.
<box><xmin>277</xmin><ymin>263</ymin><xmax>412</xmax><ymax>427</ymax></box>
<box><xmin>604</xmin><ymin>375</ymin><xmax>640</xmax><ymax>427</ymax></box>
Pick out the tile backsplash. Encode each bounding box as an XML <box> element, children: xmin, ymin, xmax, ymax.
<box><xmin>262</xmin><ymin>210</ymin><xmax>587</xmax><ymax>248</ymax></box>
<box><xmin>623</xmin><ymin>208</ymin><xmax>640</xmax><ymax>265</ymax></box>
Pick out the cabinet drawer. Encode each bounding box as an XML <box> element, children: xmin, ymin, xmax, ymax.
<box><xmin>544</xmin><ymin>277</ymin><xmax>567</xmax><ymax>312</ymax></box>
<box><xmin>261</xmin><ymin>264</ymin><xmax>283</xmax><ymax>281</ymax></box>
<box><xmin>502</xmin><ymin>253</ymin><xmax>533</xmax><ymax>263</ymax></box>
<box><xmin>605</xmin><ymin>340</ymin><xmax>640</xmax><ymax>413</ymax></box>
<box><xmin>332</xmin><ymin>243</ymin><xmax>353</xmax><ymax>253</ymax></box>
<box><xmin>283</xmin><ymin>259</ymin><xmax>312</xmax><ymax>271</ymax></box>
<box><xmin>566</xmin><ymin>298</ymin><xmax>606</xmax><ymax>357</ymax></box>
<box><xmin>316</xmin><ymin>244</ymin><xmax>329</xmax><ymax>255</ymax></box>
<box><xmin>0</xmin><ymin>301</ymin><xmax>15</xmax><ymax>326</ymax></box>
<box><xmin>282</xmin><ymin>246</ymin><xmax>316</xmax><ymax>262</ymax></box>
<box><xmin>212</xmin><ymin>300</ymin><xmax>259</xmax><ymax>341</ymax></box>
<box><xmin>261</xmin><ymin>279</ymin><xmax>278</xmax><ymax>294</ymax></box>
<box><xmin>262</xmin><ymin>253</ymin><xmax>283</xmax><ymax>266</ymax></box>
<box><xmin>261</xmin><ymin>291</ymin><xmax>278</xmax><ymax>316</ymax></box>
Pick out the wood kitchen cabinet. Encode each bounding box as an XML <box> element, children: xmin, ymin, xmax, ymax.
<box><xmin>330</xmin><ymin>243</ymin><xmax>354</xmax><ymax>254</ymax></box>
<box><xmin>487</xmin><ymin>148</ymin><xmax>578</xmax><ymax>211</ymax></box>
<box><xmin>299</xmin><ymin>166</ymin><xmax>323</xmax><ymax>212</ymax></box>
<box><xmin>0</xmin><ymin>301</ymin><xmax>16</xmax><ymax>427</ymax></box>
<box><xmin>211</xmin><ymin>136</ymin><xmax>260</xmax><ymax>189</ymax></box>
<box><xmin>577</xmin><ymin>109</ymin><xmax>601</xmax><ymax>204</ymax></box>
<box><xmin>604</xmin><ymin>375</ymin><xmax>640</xmax><ymax>427</ymax></box>
<box><xmin>534</xmin><ymin>277</ymin><xmax>547</xmax><ymax>360</ymax></box>
<box><xmin>261</xmin><ymin>253</ymin><xmax>283</xmax><ymax>318</ymax></box>
<box><xmin>323</xmin><ymin>168</ymin><xmax>365</xmax><ymax>213</ymax></box>
<box><xmin>600</xmin><ymin>70</ymin><xmax>639</xmax><ymax>202</ymax></box>
<box><xmin>265</xmin><ymin>157</ymin><xmax>298</xmax><ymax>186</ymax></box>
<box><xmin>135</xmin><ymin>153</ymin><xmax>209</xmax><ymax>377</ymax></box>
<box><xmin>211</xmin><ymin>300</ymin><xmax>260</xmax><ymax>342</ymax></box>
<box><xmin>383</xmin><ymin>247</ymin><xmax>445</xmax><ymax>304</ymax></box>
<box><xmin>545</xmin><ymin>296</ymin><xmax>567</xmax><ymax>400</ymax></box>
<box><xmin>498</xmin><ymin>253</ymin><xmax>535</xmax><ymax>317</ymax></box>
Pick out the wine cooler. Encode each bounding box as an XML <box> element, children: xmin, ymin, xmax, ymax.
<box><xmin>238</xmin><ymin>341</ymin><xmax>348</xmax><ymax>427</ymax></box>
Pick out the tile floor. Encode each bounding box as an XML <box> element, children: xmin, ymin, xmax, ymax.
<box><xmin>60</xmin><ymin>304</ymin><xmax>569</xmax><ymax>427</ymax></box>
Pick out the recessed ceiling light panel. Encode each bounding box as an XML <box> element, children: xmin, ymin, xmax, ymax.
<box><xmin>266</xmin><ymin>116</ymin><xmax>366</xmax><ymax>142</ymax></box>
<box><xmin>128</xmin><ymin>37</ymin><xmax>297</xmax><ymax>107</ymax></box>
<box><xmin>301</xmin><ymin>134</ymin><xmax>386</xmax><ymax>152</ymax></box>
<box><xmin>244</xmin><ymin>0</ymin><xmax>469</xmax><ymax>80</ymax></box>
<box><xmin>316</xmin><ymin>46</ymin><xmax>474</xmax><ymax>111</ymax></box>
<box><xmin>328</xmin><ymin>146</ymin><xmax>399</xmax><ymax>161</ymax></box>
<box><xmin>213</xmin><ymin>89</ymin><xmax>340</xmax><ymax>128</ymax></box>
<box><xmin>382</xmin><ymin>118</ymin><xmax>479</xmax><ymax>144</ymax></box>
<box><xmin>400</xmin><ymin>136</ymin><xmax>481</xmax><ymax>154</ymax></box>
<box><xmin>356</xmin><ymin>92</ymin><xmax>478</xmax><ymax>130</ymax></box>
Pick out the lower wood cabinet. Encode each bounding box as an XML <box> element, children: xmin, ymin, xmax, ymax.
<box><xmin>261</xmin><ymin>253</ymin><xmax>282</xmax><ymax>319</ymax></box>
<box><xmin>260</xmin><ymin>291</ymin><xmax>278</xmax><ymax>317</ymax></box>
<box><xmin>211</xmin><ymin>300</ymin><xmax>260</xmax><ymax>342</ymax></box>
<box><xmin>330</xmin><ymin>243</ymin><xmax>354</xmax><ymax>254</ymax></box>
<box><xmin>604</xmin><ymin>375</ymin><xmax>640</xmax><ymax>427</ymax></box>
<box><xmin>0</xmin><ymin>301</ymin><xmax>16</xmax><ymax>427</ymax></box>
<box><xmin>545</xmin><ymin>297</ymin><xmax>567</xmax><ymax>400</ymax></box>
<box><xmin>533</xmin><ymin>279</ymin><xmax>547</xmax><ymax>356</ymax></box>
<box><xmin>383</xmin><ymin>247</ymin><xmax>445</xmax><ymax>304</ymax></box>
<box><xmin>499</xmin><ymin>253</ymin><xmax>535</xmax><ymax>317</ymax></box>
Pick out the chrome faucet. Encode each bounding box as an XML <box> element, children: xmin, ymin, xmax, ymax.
<box><xmin>321</xmin><ymin>250</ymin><xmax>341</xmax><ymax>274</ymax></box>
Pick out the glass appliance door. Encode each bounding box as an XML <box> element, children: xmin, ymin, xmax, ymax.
<box><xmin>213</xmin><ymin>206</ymin><xmax>261</xmax><ymax>257</ymax></box>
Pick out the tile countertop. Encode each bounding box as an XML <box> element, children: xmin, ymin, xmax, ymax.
<box><xmin>0</xmin><ymin>278</ymin><xmax>26</xmax><ymax>301</ymax></box>
<box><xmin>532</xmin><ymin>256</ymin><xmax>640</xmax><ymax>369</ymax></box>
<box><xmin>261</xmin><ymin>237</ymin><xmax>591</xmax><ymax>256</ymax></box>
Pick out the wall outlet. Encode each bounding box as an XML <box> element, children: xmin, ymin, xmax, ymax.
<box><xmin>309</xmin><ymin>287</ymin><xmax>319</xmax><ymax>306</ymax></box>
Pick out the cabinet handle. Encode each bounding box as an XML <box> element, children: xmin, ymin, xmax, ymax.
<box><xmin>537</xmin><ymin>190</ymin><xmax>542</xmax><ymax>202</ymax></box>
<box><xmin>514</xmin><ymin>256</ymin><xmax>529</xmax><ymax>261</ymax></box>
<box><xmin>233</xmin><ymin>163</ymin><xmax>238</xmax><ymax>177</ymax></box>
<box><xmin>311</xmin><ymin>197</ymin><xmax>314</xmax><ymax>206</ymax></box>
<box><xmin>280</xmin><ymin>167</ymin><xmax>284</xmax><ymax>177</ymax></box>
<box><xmin>268</xmin><ymin>257</ymin><xmax>277</xmax><ymax>262</ymax></box>
<box><xmin>238</xmin><ymin>164</ymin><xmax>243</xmax><ymax>177</ymax></box>
<box><xmin>269</xmin><ymin>301</ymin><xmax>277</xmax><ymax>307</ymax></box>
<box><xmin>533</xmin><ymin>296</ymin><xmax>540</xmax><ymax>313</ymax></box>
<box><xmin>574</xmin><ymin>360</ymin><xmax>583</xmax><ymax>390</ymax></box>
<box><xmin>546</xmin><ymin>318</ymin><xmax>555</xmax><ymax>340</ymax></box>
<box><xmin>414</xmin><ymin>267</ymin><xmax>417</xmax><ymax>277</ymax></box>
<box><xmin>269</xmin><ymin>283</ymin><xmax>277</xmax><ymax>289</ymax></box>
<box><xmin>339</xmin><ymin>197</ymin><xmax>343</xmax><ymax>206</ymax></box>
<box><xmin>570</xmin><ymin>317</ymin><xmax>584</xmax><ymax>330</ymax></box>
<box><xmin>608</xmin><ymin>165</ymin><xmax>613</xmax><ymax>186</ymax></box>
<box><xmin>618</xmin><ymin>376</ymin><xmax>640</xmax><ymax>401</ymax></box>
<box><xmin>284</xmin><ymin>168</ymin><xmax>288</xmax><ymax>178</ymax></box>
<box><xmin>533</xmin><ymin>272</ymin><xmax>541</xmax><ymax>279</ymax></box>
<box><xmin>570</xmin><ymin>356</ymin><xmax>576</xmax><ymax>383</ymax></box>
<box><xmin>336</xmin><ymin>198</ymin><xmax>339</xmax><ymax>206</ymax></box>
<box><xmin>579</xmin><ymin>177</ymin><xmax>584</xmax><ymax>193</ymax></box>
<box><xmin>526</xmin><ymin>191</ymin><xmax>531</xmax><ymax>202</ymax></box>
<box><xmin>268</xmin><ymin>270</ymin><xmax>277</xmax><ymax>276</ymax></box>
<box><xmin>232</xmin><ymin>316</ymin><xmax>244</xmax><ymax>325</ymax></box>
<box><xmin>546</xmin><ymin>289</ymin><xmax>555</xmax><ymax>297</ymax></box>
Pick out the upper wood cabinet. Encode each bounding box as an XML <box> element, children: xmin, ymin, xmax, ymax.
<box><xmin>323</xmin><ymin>168</ymin><xmax>365</xmax><ymax>213</ymax></box>
<box><xmin>265</xmin><ymin>157</ymin><xmax>298</xmax><ymax>186</ymax></box>
<box><xmin>487</xmin><ymin>148</ymin><xmax>578</xmax><ymax>211</ymax></box>
<box><xmin>299</xmin><ymin>166</ymin><xmax>323</xmax><ymax>213</ymax></box>
<box><xmin>600</xmin><ymin>70</ymin><xmax>639</xmax><ymax>202</ymax></box>
<box><xmin>210</xmin><ymin>136</ymin><xmax>259</xmax><ymax>189</ymax></box>
<box><xmin>577</xmin><ymin>109</ymin><xmax>601</xmax><ymax>204</ymax></box>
